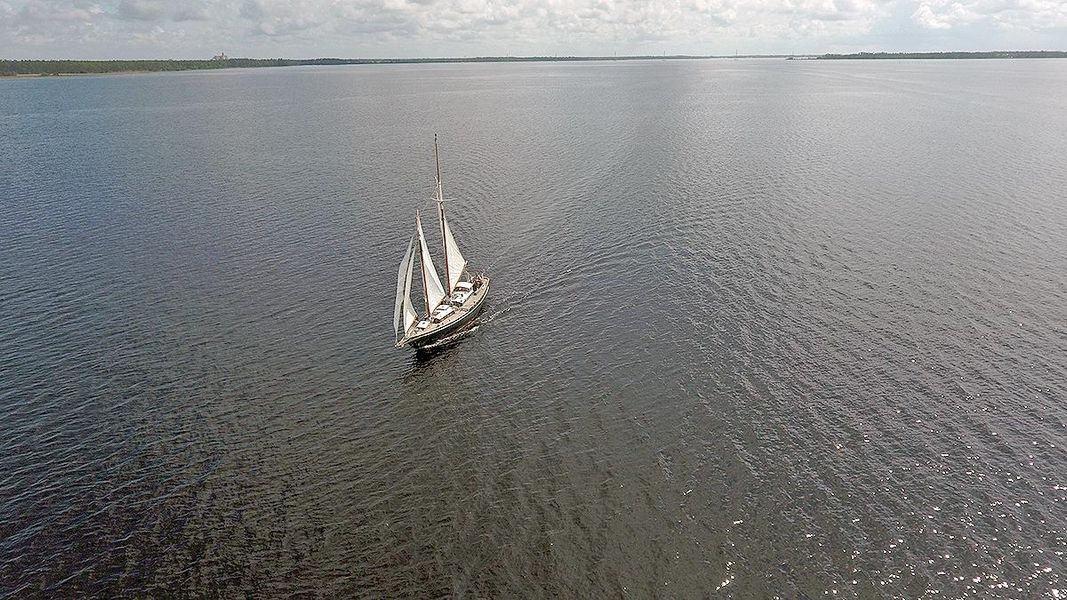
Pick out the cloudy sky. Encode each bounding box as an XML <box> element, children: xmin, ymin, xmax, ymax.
<box><xmin>2</xmin><ymin>0</ymin><xmax>1064</xmax><ymax>59</ymax></box>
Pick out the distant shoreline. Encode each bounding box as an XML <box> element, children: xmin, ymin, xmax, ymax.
<box><xmin>817</xmin><ymin>51</ymin><xmax>1066</xmax><ymax>60</ymax></box>
<box><xmin>3</xmin><ymin>51</ymin><xmax>1065</xmax><ymax>77</ymax></box>
<box><xmin>0</xmin><ymin>56</ymin><xmax>721</xmax><ymax>77</ymax></box>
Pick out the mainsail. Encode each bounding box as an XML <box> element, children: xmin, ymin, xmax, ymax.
<box><xmin>393</xmin><ymin>236</ymin><xmax>417</xmax><ymax>337</ymax></box>
<box><xmin>416</xmin><ymin>211</ymin><xmax>447</xmax><ymax>312</ymax></box>
<box><xmin>432</xmin><ymin>134</ymin><xmax>467</xmax><ymax>293</ymax></box>
<box><xmin>442</xmin><ymin>215</ymin><xmax>467</xmax><ymax>292</ymax></box>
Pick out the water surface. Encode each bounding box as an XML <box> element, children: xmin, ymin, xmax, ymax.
<box><xmin>1</xmin><ymin>59</ymin><xmax>1065</xmax><ymax>598</ymax></box>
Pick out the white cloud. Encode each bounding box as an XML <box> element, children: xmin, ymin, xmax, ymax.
<box><xmin>240</xmin><ymin>0</ymin><xmax>330</xmax><ymax>36</ymax></box>
<box><xmin>15</xmin><ymin>1</ymin><xmax>102</xmax><ymax>23</ymax></box>
<box><xmin>0</xmin><ymin>0</ymin><xmax>1064</xmax><ymax>58</ymax></box>
<box><xmin>118</xmin><ymin>0</ymin><xmax>166</xmax><ymax>21</ymax></box>
<box><xmin>911</xmin><ymin>0</ymin><xmax>1067</xmax><ymax>31</ymax></box>
<box><xmin>913</xmin><ymin>3</ymin><xmax>953</xmax><ymax>28</ymax></box>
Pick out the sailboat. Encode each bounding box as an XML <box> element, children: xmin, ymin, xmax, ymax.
<box><xmin>393</xmin><ymin>136</ymin><xmax>490</xmax><ymax>349</ymax></box>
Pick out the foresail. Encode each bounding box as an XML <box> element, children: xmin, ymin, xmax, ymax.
<box><xmin>402</xmin><ymin>243</ymin><xmax>418</xmax><ymax>333</ymax></box>
<box><xmin>394</xmin><ymin>237</ymin><xmax>415</xmax><ymax>337</ymax></box>
<box><xmin>442</xmin><ymin>216</ymin><xmax>467</xmax><ymax>291</ymax></box>
<box><xmin>417</xmin><ymin>213</ymin><xmax>447</xmax><ymax>311</ymax></box>
<box><xmin>403</xmin><ymin>293</ymin><xmax>418</xmax><ymax>333</ymax></box>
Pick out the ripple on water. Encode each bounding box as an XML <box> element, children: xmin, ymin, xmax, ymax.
<box><xmin>1</xmin><ymin>59</ymin><xmax>1066</xmax><ymax>598</ymax></box>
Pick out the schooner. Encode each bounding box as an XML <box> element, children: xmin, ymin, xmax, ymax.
<box><xmin>393</xmin><ymin>136</ymin><xmax>490</xmax><ymax>349</ymax></box>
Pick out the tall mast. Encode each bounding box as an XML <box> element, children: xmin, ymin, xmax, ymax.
<box><xmin>434</xmin><ymin>134</ymin><xmax>451</xmax><ymax>294</ymax></box>
<box><xmin>417</xmin><ymin>210</ymin><xmax>430</xmax><ymax>316</ymax></box>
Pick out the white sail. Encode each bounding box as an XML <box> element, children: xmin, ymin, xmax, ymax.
<box><xmin>416</xmin><ymin>212</ymin><xmax>447</xmax><ymax>311</ymax></box>
<box><xmin>393</xmin><ymin>237</ymin><xmax>415</xmax><ymax>338</ymax></box>
<box><xmin>442</xmin><ymin>215</ymin><xmax>467</xmax><ymax>292</ymax></box>
<box><xmin>402</xmin><ymin>283</ymin><xmax>418</xmax><ymax>333</ymax></box>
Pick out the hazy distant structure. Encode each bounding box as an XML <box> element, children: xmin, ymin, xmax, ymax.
<box><xmin>212</xmin><ymin>52</ymin><xmax>228</xmax><ymax>61</ymax></box>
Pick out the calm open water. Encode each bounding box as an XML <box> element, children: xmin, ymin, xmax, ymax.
<box><xmin>1</xmin><ymin>59</ymin><xmax>1066</xmax><ymax>598</ymax></box>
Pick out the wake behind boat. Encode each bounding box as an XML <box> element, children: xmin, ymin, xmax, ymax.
<box><xmin>393</xmin><ymin>136</ymin><xmax>490</xmax><ymax>349</ymax></box>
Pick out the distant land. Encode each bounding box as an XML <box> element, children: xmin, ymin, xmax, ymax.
<box><xmin>818</xmin><ymin>51</ymin><xmax>1067</xmax><ymax>60</ymax></box>
<box><xmin>2</xmin><ymin>51</ymin><xmax>1065</xmax><ymax>76</ymax></box>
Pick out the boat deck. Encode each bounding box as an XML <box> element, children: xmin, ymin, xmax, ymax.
<box><xmin>399</xmin><ymin>277</ymin><xmax>489</xmax><ymax>346</ymax></box>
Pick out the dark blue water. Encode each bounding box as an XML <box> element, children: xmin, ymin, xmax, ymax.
<box><xmin>2</xmin><ymin>60</ymin><xmax>1065</xmax><ymax>598</ymax></box>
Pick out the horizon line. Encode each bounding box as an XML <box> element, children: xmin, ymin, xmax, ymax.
<box><xmin>4</xmin><ymin>49</ymin><xmax>1066</xmax><ymax>62</ymax></box>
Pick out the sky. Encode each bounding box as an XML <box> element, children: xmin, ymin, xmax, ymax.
<box><xmin>1</xmin><ymin>0</ymin><xmax>1065</xmax><ymax>59</ymax></box>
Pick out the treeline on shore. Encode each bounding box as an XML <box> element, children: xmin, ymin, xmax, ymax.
<box><xmin>1</xmin><ymin>58</ymin><xmax>301</xmax><ymax>75</ymax></box>
<box><xmin>3</xmin><ymin>51</ymin><xmax>1065</xmax><ymax>76</ymax></box>
<box><xmin>1</xmin><ymin>56</ymin><xmax>704</xmax><ymax>76</ymax></box>
<box><xmin>819</xmin><ymin>51</ymin><xmax>1067</xmax><ymax>59</ymax></box>
<box><xmin>1</xmin><ymin>58</ymin><xmax>387</xmax><ymax>76</ymax></box>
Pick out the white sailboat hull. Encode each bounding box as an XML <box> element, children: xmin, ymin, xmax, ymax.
<box><xmin>396</xmin><ymin>277</ymin><xmax>490</xmax><ymax>349</ymax></box>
